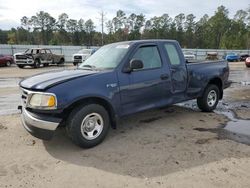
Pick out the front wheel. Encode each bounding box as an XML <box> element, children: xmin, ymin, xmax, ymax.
<box><xmin>66</xmin><ymin>104</ymin><xmax>110</xmax><ymax>148</ymax></box>
<box><xmin>17</xmin><ymin>65</ymin><xmax>24</xmax><ymax>68</ymax></box>
<box><xmin>34</xmin><ymin>59</ymin><xmax>41</xmax><ymax>68</ymax></box>
<box><xmin>6</xmin><ymin>61</ymin><xmax>11</xmax><ymax>67</ymax></box>
<box><xmin>197</xmin><ymin>84</ymin><xmax>220</xmax><ymax>112</ymax></box>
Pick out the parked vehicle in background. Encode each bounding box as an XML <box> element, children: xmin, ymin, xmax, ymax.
<box><xmin>206</xmin><ymin>52</ymin><xmax>219</xmax><ymax>60</ymax></box>
<box><xmin>14</xmin><ymin>48</ymin><xmax>64</xmax><ymax>68</ymax></box>
<box><xmin>239</xmin><ymin>53</ymin><xmax>249</xmax><ymax>61</ymax></box>
<box><xmin>245</xmin><ymin>57</ymin><xmax>250</xmax><ymax>68</ymax></box>
<box><xmin>73</xmin><ymin>48</ymin><xmax>97</xmax><ymax>66</ymax></box>
<box><xmin>19</xmin><ymin>40</ymin><xmax>231</xmax><ymax>148</ymax></box>
<box><xmin>224</xmin><ymin>52</ymin><xmax>239</xmax><ymax>62</ymax></box>
<box><xmin>0</xmin><ymin>54</ymin><xmax>14</xmax><ymax>67</ymax></box>
<box><xmin>183</xmin><ymin>52</ymin><xmax>196</xmax><ymax>60</ymax></box>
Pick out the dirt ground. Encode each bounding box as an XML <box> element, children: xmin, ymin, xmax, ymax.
<box><xmin>0</xmin><ymin>63</ymin><xmax>250</xmax><ymax>188</ymax></box>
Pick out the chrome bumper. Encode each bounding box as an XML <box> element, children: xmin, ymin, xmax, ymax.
<box><xmin>22</xmin><ymin>107</ymin><xmax>59</xmax><ymax>130</ymax></box>
<box><xmin>21</xmin><ymin>107</ymin><xmax>61</xmax><ymax>140</ymax></box>
<box><xmin>15</xmin><ymin>59</ymin><xmax>34</xmax><ymax>64</ymax></box>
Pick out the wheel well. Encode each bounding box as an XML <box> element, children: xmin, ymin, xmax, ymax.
<box><xmin>62</xmin><ymin>97</ymin><xmax>117</xmax><ymax>129</ymax></box>
<box><xmin>208</xmin><ymin>78</ymin><xmax>223</xmax><ymax>99</ymax></box>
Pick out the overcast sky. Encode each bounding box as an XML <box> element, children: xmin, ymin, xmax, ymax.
<box><xmin>0</xmin><ymin>0</ymin><xmax>249</xmax><ymax>31</ymax></box>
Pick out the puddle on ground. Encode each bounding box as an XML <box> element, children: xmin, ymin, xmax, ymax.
<box><xmin>178</xmin><ymin>100</ymin><xmax>250</xmax><ymax>145</ymax></box>
<box><xmin>0</xmin><ymin>78</ymin><xmax>22</xmax><ymax>88</ymax></box>
<box><xmin>241</xmin><ymin>81</ymin><xmax>250</xmax><ymax>86</ymax></box>
<box><xmin>216</xmin><ymin>110</ymin><xmax>250</xmax><ymax>138</ymax></box>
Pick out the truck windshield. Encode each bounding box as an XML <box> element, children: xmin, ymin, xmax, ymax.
<box><xmin>79</xmin><ymin>43</ymin><xmax>130</xmax><ymax>70</ymax></box>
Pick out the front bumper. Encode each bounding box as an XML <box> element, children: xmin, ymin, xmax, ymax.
<box><xmin>15</xmin><ymin>59</ymin><xmax>34</xmax><ymax>65</ymax></box>
<box><xmin>21</xmin><ymin>107</ymin><xmax>61</xmax><ymax>140</ymax></box>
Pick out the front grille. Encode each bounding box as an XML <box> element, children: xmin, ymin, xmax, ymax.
<box><xmin>74</xmin><ymin>56</ymin><xmax>82</xmax><ymax>60</ymax></box>
<box><xmin>16</xmin><ymin>55</ymin><xmax>27</xmax><ymax>60</ymax></box>
<box><xmin>21</xmin><ymin>89</ymin><xmax>29</xmax><ymax>106</ymax></box>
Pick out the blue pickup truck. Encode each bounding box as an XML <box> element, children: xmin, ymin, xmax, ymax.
<box><xmin>19</xmin><ymin>40</ymin><xmax>231</xmax><ymax>148</ymax></box>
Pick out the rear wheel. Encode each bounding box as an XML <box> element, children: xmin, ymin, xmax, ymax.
<box><xmin>57</xmin><ymin>58</ymin><xmax>64</xmax><ymax>66</ymax></box>
<box><xmin>197</xmin><ymin>84</ymin><xmax>220</xmax><ymax>112</ymax></box>
<box><xmin>44</xmin><ymin>63</ymin><xmax>49</xmax><ymax>67</ymax></box>
<box><xmin>66</xmin><ymin>104</ymin><xmax>110</xmax><ymax>148</ymax></box>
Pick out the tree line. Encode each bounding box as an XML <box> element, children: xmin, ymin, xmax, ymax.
<box><xmin>0</xmin><ymin>5</ymin><xmax>250</xmax><ymax>49</ymax></box>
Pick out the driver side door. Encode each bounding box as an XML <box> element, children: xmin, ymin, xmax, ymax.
<box><xmin>119</xmin><ymin>44</ymin><xmax>170</xmax><ymax>116</ymax></box>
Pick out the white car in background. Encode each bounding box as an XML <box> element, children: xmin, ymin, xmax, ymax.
<box><xmin>73</xmin><ymin>48</ymin><xmax>97</xmax><ymax>66</ymax></box>
<box><xmin>183</xmin><ymin>52</ymin><xmax>196</xmax><ymax>61</ymax></box>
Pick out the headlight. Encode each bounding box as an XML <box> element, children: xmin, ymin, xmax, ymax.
<box><xmin>28</xmin><ymin>93</ymin><xmax>57</xmax><ymax>109</ymax></box>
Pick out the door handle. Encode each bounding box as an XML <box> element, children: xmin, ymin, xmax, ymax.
<box><xmin>160</xmin><ymin>74</ymin><xmax>169</xmax><ymax>80</ymax></box>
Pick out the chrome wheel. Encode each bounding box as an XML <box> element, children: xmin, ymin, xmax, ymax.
<box><xmin>80</xmin><ymin>113</ymin><xmax>104</xmax><ymax>140</ymax></box>
<box><xmin>207</xmin><ymin>90</ymin><xmax>217</xmax><ymax>107</ymax></box>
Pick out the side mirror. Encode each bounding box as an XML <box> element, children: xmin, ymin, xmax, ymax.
<box><xmin>123</xmin><ymin>59</ymin><xmax>143</xmax><ymax>73</ymax></box>
<box><xmin>130</xmin><ymin>59</ymin><xmax>143</xmax><ymax>70</ymax></box>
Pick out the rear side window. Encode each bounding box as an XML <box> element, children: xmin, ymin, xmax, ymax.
<box><xmin>132</xmin><ymin>46</ymin><xmax>162</xmax><ymax>69</ymax></box>
<box><xmin>164</xmin><ymin>44</ymin><xmax>181</xmax><ymax>65</ymax></box>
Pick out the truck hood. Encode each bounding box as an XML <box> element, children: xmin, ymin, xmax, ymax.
<box><xmin>14</xmin><ymin>52</ymin><xmax>24</xmax><ymax>56</ymax></box>
<box><xmin>20</xmin><ymin>69</ymin><xmax>98</xmax><ymax>90</ymax></box>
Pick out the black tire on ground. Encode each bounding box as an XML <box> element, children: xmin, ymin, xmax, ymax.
<box><xmin>66</xmin><ymin>104</ymin><xmax>110</xmax><ymax>148</ymax></box>
<box><xmin>6</xmin><ymin>61</ymin><xmax>11</xmax><ymax>67</ymax></box>
<box><xmin>44</xmin><ymin>63</ymin><xmax>49</xmax><ymax>67</ymax></box>
<box><xmin>17</xmin><ymin>65</ymin><xmax>24</xmax><ymax>69</ymax></box>
<box><xmin>73</xmin><ymin>62</ymin><xmax>78</xmax><ymax>66</ymax></box>
<box><xmin>34</xmin><ymin>59</ymin><xmax>40</xmax><ymax>68</ymax></box>
<box><xmin>197</xmin><ymin>84</ymin><xmax>220</xmax><ymax>112</ymax></box>
<box><xmin>57</xmin><ymin>58</ymin><xmax>65</xmax><ymax>66</ymax></box>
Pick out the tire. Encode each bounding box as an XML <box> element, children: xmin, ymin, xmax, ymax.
<box><xmin>44</xmin><ymin>63</ymin><xmax>49</xmax><ymax>67</ymax></box>
<box><xmin>34</xmin><ymin>59</ymin><xmax>40</xmax><ymax>68</ymax></box>
<box><xmin>57</xmin><ymin>58</ymin><xmax>64</xmax><ymax>66</ymax></box>
<box><xmin>17</xmin><ymin>65</ymin><xmax>24</xmax><ymax>69</ymax></box>
<box><xmin>6</xmin><ymin>61</ymin><xmax>11</xmax><ymax>67</ymax></box>
<box><xmin>66</xmin><ymin>104</ymin><xmax>110</xmax><ymax>148</ymax></box>
<box><xmin>197</xmin><ymin>84</ymin><xmax>220</xmax><ymax>112</ymax></box>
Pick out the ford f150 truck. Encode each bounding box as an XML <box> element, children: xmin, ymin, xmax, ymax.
<box><xmin>73</xmin><ymin>48</ymin><xmax>97</xmax><ymax>66</ymax></box>
<box><xmin>15</xmin><ymin>48</ymin><xmax>64</xmax><ymax>68</ymax></box>
<box><xmin>19</xmin><ymin>40</ymin><xmax>231</xmax><ymax>148</ymax></box>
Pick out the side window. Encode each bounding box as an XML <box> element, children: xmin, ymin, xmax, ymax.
<box><xmin>40</xmin><ymin>50</ymin><xmax>46</xmax><ymax>54</ymax></box>
<box><xmin>164</xmin><ymin>44</ymin><xmax>181</xmax><ymax>65</ymax></box>
<box><xmin>132</xmin><ymin>46</ymin><xmax>162</xmax><ymax>69</ymax></box>
<box><xmin>46</xmin><ymin>49</ymin><xmax>52</xmax><ymax>54</ymax></box>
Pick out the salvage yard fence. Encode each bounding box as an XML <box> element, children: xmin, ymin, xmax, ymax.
<box><xmin>0</xmin><ymin>44</ymin><xmax>250</xmax><ymax>62</ymax></box>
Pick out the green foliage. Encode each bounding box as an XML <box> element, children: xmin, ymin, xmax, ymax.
<box><xmin>0</xmin><ymin>6</ymin><xmax>250</xmax><ymax>49</ymax></box>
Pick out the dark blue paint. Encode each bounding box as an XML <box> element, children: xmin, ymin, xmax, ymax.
<box><xmin>20</xmin><ymin>40</ymin><xmax>230</xmax><ymax>118</ymax></box>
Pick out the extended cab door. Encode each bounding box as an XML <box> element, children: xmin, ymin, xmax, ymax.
<box><xmin>118</xmin><ymin>43</ymin><xmax>172</xmax><ymax>115</ymax></box>
<box><xmin>162</xmin><ymin>42</ymin><xmax>188</xmax><ymax>98</ymax></box>
<box><xmin>45</xmin><ymin>49</ymin><xmax>53</xmax><ymax>63</ymax></box>
<box><xmin>39</xmin><ymin>49</ymin><xmax>47</xmax><ymax>63</ymax></box>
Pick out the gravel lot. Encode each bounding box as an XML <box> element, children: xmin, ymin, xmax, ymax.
<box><xmin>0</xmin><ymin>63</ymin><xmax>250</xmax><ymax>188</ymax></box>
